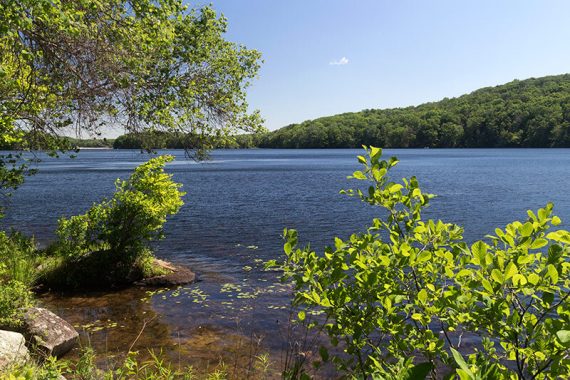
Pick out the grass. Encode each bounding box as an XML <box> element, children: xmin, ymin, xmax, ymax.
<box><xmin>0</xmin><ymin>345</ymin><xmax>280</xmax><ymax>379</ymax></box>
<box><xmin>0</xmin><ymin>231</ymin><xmax>38</xmax><ymax>329</ymax></box>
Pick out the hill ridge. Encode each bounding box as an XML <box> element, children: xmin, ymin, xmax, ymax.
<box><xmin>257</xmin><ymin>73</ymin><xmax>570</xmax><ymax>148</ymax></box>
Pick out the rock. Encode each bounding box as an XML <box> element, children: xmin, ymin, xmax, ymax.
<box><xmin>0</xmin><ymin>330</ymin><xmax>29</xmax><ymax>370</ymax></box>
<box><xmin>21</xmin><ymin>307</ymin><xmax>78</xmax><ymax>357</ymax></box>
<box><xmin>136</xmin><ymin>259</ymin><xmax>196</xmax><ymax>287</ymax></box>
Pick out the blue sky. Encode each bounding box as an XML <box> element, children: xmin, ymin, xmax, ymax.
<box><xmin>199</xmin><ymin>0</ymin><xmax>570</xmax><ymax>131</ymax></box>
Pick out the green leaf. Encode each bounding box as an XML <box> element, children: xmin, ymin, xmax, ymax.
<box><xmin>388</xmin><ymin>183</ymin><xmax>403</xmax><ymax>193</ymax></box>
<box><xmin>491</xmin><ymin>269</ymin><xmax>504</xmax><ymax>284</ymax></box>
<box><xmin>418</xmin><ymin>289</ymin><xmax>428</xmax><ymax>304</ymax></box>
<box><xmin>517</xmin><ymin>254</ymin><xmax>535</xmax><ymax>265</ymax></box>
<box><xmin>471</xmin><ymin>241</ymin><xmax>488</xmax><ymax>264</ymax></box>
<box><xmin>378</xmin><ymin>255</ymin><xmax>390</xmax><ymax>266</ymax></box>
<box><xmin>334</xmin><ymin>237</ymin><xmax>344</xmax><ymax>249</ymax></box>
<box><xmin>351</xmin><ymin>170</ymin><xmax>367</xmax><ymax>180</ymax></box>
<box><xmin>556</xmin><ymin>330</ymin><xmax>570</xmax><ymax>347</ymax></box>
<box><xmin>370</xmin><ymin>146</ymin><xmax>382</xmax><ymax>159</ymax></box>
<box><xmin>417</xmin><ymin>251</ymin><xmax>432</xmax><ymax>263</ymax></box>
<box><xmin>547</xmin><ymin>264</ymin><xmax>559</xmax><ymax>283</ymax></box>
<box><xmin>482</xmin><ymin>278</ymin><xmax>494</xmax><ymax>293</ymax></box>
<box><xmin>547</xmin><ymin>230</ymin><xmax>570</xmax><ymax>244</ymax></box>
<box><xmin>456</xmin><ymin>269</ymin><xmax>471</xmax><ymax>278</ymax></box>
<box><xmin>530</xmin><ymin>238</ymin><xmax>548</xmax><ymax>249</ymax></box>
<box><xmin>528</xmin><ymin>273</ymin><xmax>540</xmax><ymax>285</ymax></box>
<box><xmin>504</xmin><ymin>261</ymin><xmax>518</xmax><ymax>280</ymax></box>
<box><xmin>520</xmin><ymin>222</ymin><xmax>534</xmax><ymax>237</ymax></box>
<box><xmin>450</xmin><ymin>348</ymin><xmax>473</xmax><ymax>378</ymax></box>
<box><xmin>306</xmin><ymin>291</ymin><xmax>320</xmax><ymax>304</ymax></box>
<box><xmin>320</xmin><ymin>297</ymin><xmax>332</xmax><ymax>307</ymax></box>
<box><xmin>457</xmin><ymin>370</ymin><xmax>473</xmax><ymax>380</ymax></box>
<box><xmin>527</xmin><ymin>210</ymin><xmax>538</xmax><ymax>222</ymax></box>
<box><xmin>298</xmin><ymin>311</ymin><xmax>306</xmax><ymax>321</ymax></box>
<box><xmin>512</xmin><ymin>274</ymin><xmax>527</xmax><ymax>286</ymax></box>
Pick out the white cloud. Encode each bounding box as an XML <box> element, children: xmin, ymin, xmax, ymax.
<box><xmin>329</xmin><ymin>56</ymin><xmax>349</xmax><ymax>65</ymax></box>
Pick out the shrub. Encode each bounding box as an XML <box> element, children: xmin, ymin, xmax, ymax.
<box><xmin>44</xmin><ymin>155</ymin><xmax>184</xmax><ymax>289</ymax></box>
<box><xmin>0</xmin><ymin>280</ymin><xmax>34</xmax><ymax>329</ymax></box>
<box><xmin>0</xmin><ymin>357</ymin><xmax>65</xmax><ymax>380</ymax></box>
<box><xmin>57</xmin><ymin>155</ymin><xmax>184</xmax><ymax>258</ymax></box>
<box><xmin>269</xmin><ymin>147</ymin><xmax>570</xmax><ymax>379</ymax></box>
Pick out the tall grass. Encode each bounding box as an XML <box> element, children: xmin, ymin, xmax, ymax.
<box><xmin>0</xmin><ymin>230</ymin><xmax>38</xmax><ymax>328</ymax></box>
<box><xmin>0</xmin><ymin>230</ymin><xmax>40</xmax><ymax>287</ymax></box>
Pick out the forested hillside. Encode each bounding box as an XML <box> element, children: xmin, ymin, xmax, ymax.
<box><xmin>258</xmin><ymin>74</ymin><xmax>570</xmax><ymax>148</ymax></box>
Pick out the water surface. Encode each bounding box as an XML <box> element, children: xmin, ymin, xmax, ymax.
<box><xmin>2</xmin><ymin>148</ymin><xmax>569</xmax><ymax>375</ymax></box>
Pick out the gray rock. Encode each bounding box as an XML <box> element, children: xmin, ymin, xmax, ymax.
<box><xmin>136</xmin><ymin>259</ymin><xmax>196</xmax><ymax>287</ymax></box>
<box><xmin>21</xmin><ymin>307</ymin><xmax>78</xmax><ymax>357</ymax></box>
<box><xmin>0</xmin><ymin>330</ymin><xmax>29</xmax><ymax>370</ymax></box>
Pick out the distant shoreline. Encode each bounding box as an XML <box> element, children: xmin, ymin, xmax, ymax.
<box><xmin>76</xmin><ymin>147</ymin><xmax>113</xmax><ymax>150</ymax></box>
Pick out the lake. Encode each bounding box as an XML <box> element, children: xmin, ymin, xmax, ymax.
<box><xmin>2</xmin><ymin>148</ymin><xmax>569</xmax><ymax>375</ymax></box>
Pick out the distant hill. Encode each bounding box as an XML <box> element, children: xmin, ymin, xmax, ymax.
<box><xmin>257</xmin><ymin>74</ymin><xmax>570</xmax><ymax>148</ymax></box>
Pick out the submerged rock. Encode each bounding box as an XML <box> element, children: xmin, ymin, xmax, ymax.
<box><xmin>0</xmin><ymin>330</ymin><xmax>29</xmax><ymax>370</ymax></box>
<box><xmin>21</xmin><ymin>307</ymin><xmax>78</xmax><ymax>357</ymax></box>
<box><xmin>136</xmin><ymin>259</ymin><xmax>196</xmax><ymax>287</ymax></box>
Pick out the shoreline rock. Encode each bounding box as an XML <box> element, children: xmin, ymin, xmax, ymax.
<box><xmin>136</xmin><ymin>259</ymin><xmax>196</xmax><ymax>287</ymax></box>
<box><xmin>21</xmin><ymin>307</ymin><xmax>79</xmax><ymax>358</ymax></box>
<box><xmin>0</xmin><ymin>330</ymin><xmax>29</xmax><ymax>370</ymax></box>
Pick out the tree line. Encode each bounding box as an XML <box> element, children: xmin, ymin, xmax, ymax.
<box><xmin>257</xmin><ymin>74</ymin><xmax>570</xmax><ymax>148</ymax></box>
<box><xmin>112</xmin><ymin>74</ymin><xmax>570</xmax><ymax>150</ymax></box>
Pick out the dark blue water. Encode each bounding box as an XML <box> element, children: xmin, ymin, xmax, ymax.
<box><xmin>4</xmin><ymin>148</ymin><xmax>569</xmax><ymax>255</ymax></box>
<box><xmin>2</xmin><ymin>148</ymin><xmax>569</xmax><ymax>371</ymax></box>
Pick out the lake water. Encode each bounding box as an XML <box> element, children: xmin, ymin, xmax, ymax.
<box><xmin>2</xmin><ymin>148</ymin><xmax>569</xmax><ymax>376</ymax></box>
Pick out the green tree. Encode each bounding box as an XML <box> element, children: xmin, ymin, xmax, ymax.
<box><xmin>0</xmin><ymin>0</ymin><xmax>263</xmax><ymax>213</ymax></box>
<box><xmin>257</xmin><ymin>74</ymin><xmax>570</xmax><ymax>150</ymax></box>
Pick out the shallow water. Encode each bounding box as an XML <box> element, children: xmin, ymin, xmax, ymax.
<box><xmin>2</xmin><ymin>148</ymin><xmax>570</xmax><ymax>376</ymax></box>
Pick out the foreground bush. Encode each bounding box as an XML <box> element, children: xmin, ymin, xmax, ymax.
<box><xmin>0</xmin><ymin>280</ymin><xmax>34</xmax><ymax>329</ymax></box>
<box><xmin>43</xmin><ymin>155</ymin><xmax>184</xmax><ymax>289</ymax></box>
<box><xmin>270</xmin><ymin>147</ymin><xmax>570</xmax><ymax>379</ymax></box>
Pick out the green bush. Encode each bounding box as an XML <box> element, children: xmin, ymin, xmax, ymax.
<box><xmin>0</xmin><ymin>356</ymin><xmax>65</xmax><ymax>380</ymax></box>
<box><xmin>270</xmin><ymin>147</ymin><xmax>570</xmax><ymax>379</ymax></box>
<box><xmin>0</xmin><ymin>280</ymin><xmax>34</xmax><ymax>329</ymax></box>
<box><xmin>44</xmin><ymin>155</ymin><xmax>184</xmax><ymax>289</ymax></box>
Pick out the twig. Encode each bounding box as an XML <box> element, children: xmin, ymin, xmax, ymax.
<box><xmin>128</xmin><ymin>316</ymin><xmax>157</xmax><ymax>353</ymax></box>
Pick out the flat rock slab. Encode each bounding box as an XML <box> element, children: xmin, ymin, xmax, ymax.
<box><xmin>22</xmin><ymin>307</ymin><xmax>78</xmax><ymax>357</ymax></box>
<box><xmin>136</xmin><ymin>260</ymin><xmax>196</xmax><ymax>287</ymax></box>
<box><xmin>0</xmin><ymin>330</ymin><xmax>29</xmax><ymax>370</ymax></box>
